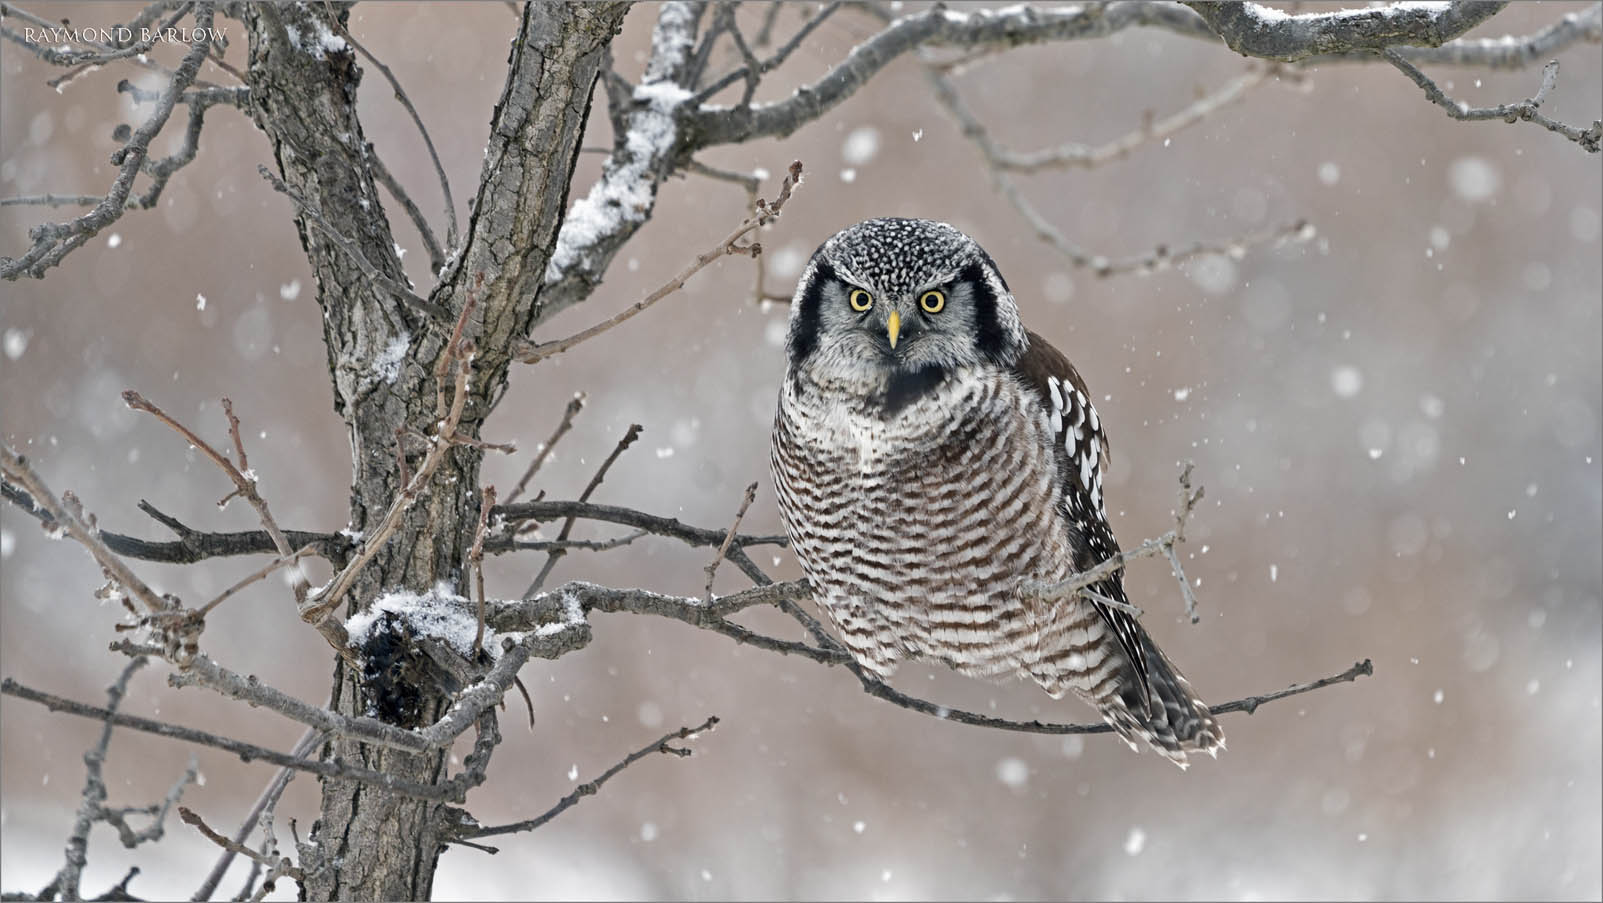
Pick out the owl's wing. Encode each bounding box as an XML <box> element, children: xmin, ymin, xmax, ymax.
<box><xmin>1012</xmin><ymin>330</ymin><xmax>1152</xmax><ymax>716</ymax></box>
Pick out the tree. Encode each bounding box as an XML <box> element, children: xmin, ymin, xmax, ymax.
<box><xmin>2</xmin><ymin>2</ymin><xmax>1598</xmax><ymax>900</ymax></box>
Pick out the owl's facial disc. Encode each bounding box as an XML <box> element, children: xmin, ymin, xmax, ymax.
<box><xmin>785</xmin><ymin>218</ymin><xmax>1028</xmax><ymax>380</ymax></box>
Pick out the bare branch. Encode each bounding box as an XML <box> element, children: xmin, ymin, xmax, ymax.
<box><xmin>1209</xmin><ymin>659</ymin><xmax>1376</xmax><ymax>716</ymax></box>
<box><xmin>1</xmin><ymin>481</ymin><xmax>350</xmax><ymax>565</ymax></box>
<box><xmin>1</xmin><ymin>447</ymin><xmax>167</xmax><ymax>615</ymax></box>
<box><xmin>47</xmin><ymin>658</ymin><xmax>146</xmax><ymax>901</ymax></box>
<box><xmin>494</xmin><ymin>498</ymin><xmax>789</xmax><ymax>554</ymax></box>
<box><xmin>987</xmin><ymin>65</ymin><xmax>1278</xmax><ymax>172</ymax></box>
<box><xmin>691</xmin><ymin>1</ymin><xmax>842</xmax><ymax>104</ymax></box>
<box><xmin>191</xmin><ymin>727</ymin><xmax>323</xmax><ymax>902</ymax></box>
<box><xmin>705</xmin><ymin>481</ymin><xmax>759</xmax><ymax>599</ymax></box>
<box><xmin>499</xmin><ymin>530</ymin><xmax>648</xmax><ymax>553</ymax></box>
<box><xmin>367</xmin><ymin>144</ymin><xmax>447</xmax><ymax>275</ymax></box>
<box><xmin>196</xmin><ymin>544</ymin><xmax>317</xmax><ymax>616</ymax></box>
<box><xmin>1384</xmin><ymin>51</ymin><xmax>1602</xmax><ymax>152</ymax></box>
<box><xmin>523</xmin><ymin>424</ymin><xmax>643</xmax><ymax>596</ymax></box>
<box><xmin>535</xmin><ymin>2</ymin><xmax>706</xmax><ymax>318</ymax></box>
<box><xmin>0</xmin><ymin>677</ymin><xmax>468</xmax><ymax>802</ymax></box>
<box><xmin>690</xmin><ymin>2</ymin><xmax>1217</xmax><ymax>145</ymax></box>
<box><xmin>122</xmin><ymin>392</ymin><xmax>309</xmax><ymax>611</ymax></box>
<box><xmin>493</xmin><ymin>579</ymin><xmax>1372</xmax><ymax>739</ymax></box>
<box><xmin>924</xmin><ymin>66</ymin><xmax>1313</xmax><ymax>277</ymax></box>
<box><xmin>179</xmin><ymin>807</ymin><xmax>304</xmax><ymax>884</ymax></box>
<box><xmin>0</xmin><ymin>194</ymin><xmax>112</xmax><ymax>208</ymax></box>
<box><xmin>0</xmin><ymin>2</ymin><xmax>216</xmax><ymax>280</ymax></box>
<box><xmin>460</xmin><ymin>716</ymin><xmax>720</xmax><ymax>841</ymax></box>
<box><xmin>334</xmin><ymin>21</ymin><xmax>459</xmax><ymax>253</ymax></box>
<box><xmin>504</xmin><ymin>393</ymin><xmax>586</xmax><ymax>505</ymax></box>
<box><xmin>167</xmin><ymin>653</ymin><xmax>432</xmax><ymax>754</ymax></box>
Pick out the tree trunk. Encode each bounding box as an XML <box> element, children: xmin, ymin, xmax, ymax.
<box><xmin>241</xmin><ymin>3</ymin><xmax>629</xmax><ymax>898</ymax></box>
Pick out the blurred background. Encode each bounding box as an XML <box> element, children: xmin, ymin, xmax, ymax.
<box><xmin>2</xmin><ymin>2</ymin><xmax>1599</xmax><ymax>900</ymax></box>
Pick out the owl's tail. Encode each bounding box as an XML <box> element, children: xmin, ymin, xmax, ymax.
<box><xmin>1100</xmin><ymin>635</ymin><xmax>1225</xmax><ymax>769</ymax></box>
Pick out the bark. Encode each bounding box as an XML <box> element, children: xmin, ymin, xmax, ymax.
<box><xmin>240</xmin><ymin>3</ymin><xmax>628</xmax><ymax>898</ymax></box>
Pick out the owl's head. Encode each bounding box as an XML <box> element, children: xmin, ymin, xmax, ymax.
<box><xmin>785</xmin><ymin>218</ymin><xmax>1027</xmax><ymax>381</ymax></box>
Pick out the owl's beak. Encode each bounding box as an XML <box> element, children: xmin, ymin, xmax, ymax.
<box><xmin>886</xmin><ymin>310</ymin><xmax>901</xmax><ymax>350</ymax></box>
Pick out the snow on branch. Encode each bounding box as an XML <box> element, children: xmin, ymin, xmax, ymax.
<box><xmin>1182</xmin><ymin>1</ymin><xmax>1509</xmax><ymax>63</ymax></box>
<box><xmin>536</xmin><ymin>2</ymin><xmax>705</xmax><ymax>320</ymax></box>
<box><xmin>688</xmin><ymin>2</ymin><xmax>1215</xmax><ymax>146</ymax></box>
<box><xmin>1319</xmin><ymin>1</ymin><xmax>1601</xmax><ymax>67</ymax></box>
<box><xmin>519</xmin><ymin>159</ymin><xmax>804</xmax><ymax>364</ymax></box>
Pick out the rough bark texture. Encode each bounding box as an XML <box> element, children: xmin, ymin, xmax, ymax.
<box><xmin>241</xmin><ymin>3</ymin><xmax>628</xmax><ymax>898</ymax></box>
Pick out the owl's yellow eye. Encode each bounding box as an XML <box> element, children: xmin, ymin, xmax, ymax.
<box><xmin>848</xmin><ymin>289</ymin><xmax>873</xmax><ymax>312</ymax></box>
<box><xmin>919</xmin><ymin>290</ymin><xmax>946</xmax><ymax>314</ymax></box>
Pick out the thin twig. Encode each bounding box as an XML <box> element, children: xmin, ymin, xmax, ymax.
<box><xmin>496</xmin><ymin>580</ymin><xmax>1372</xmax><ymax>738</ymax></box>
<box><xmin>0</xmin><ymin>2</ymin><xmax>216</xmax><ymax>280</ymax></box>
<box><xmin>180</xmin><ymin>807</ymin><xmax>305</xmax><ymax>882</ymax></box>
<box><xmin>925</xmin><ymin>64</ymin><xmax>1313</xmax><ymax>277</ymax></box>
<box><xmin>523</xmin><ymin>424</ymin><xmax>643</xmax><ymax>596</ymax></box>
<box><xmin>1</xmin><ymin>446</ymin><xmax>167</xmax><ymax>614</ymax></box>
<box><xmin>501</xmin><ymin>530</ymin><xmax>649</xmax><ymax>553</ymax></box>
<box><xmin>988</xmin><ymin>65</ymin><xmax>1278</xmax><ymax>171</ymax></box>
<box><xmin>493</xmin><ymin>498</ymin><xmax>789</xmax><ymax>555</ymax></box>
<box><xmin>123</xmin><ymin>392</ymin><xmax>307</xmax><ymax>607</ymax></box>
<box><xmin>367</xmin><ymin>144</ymin><xmax>447</xmax><ymax>274</ymax></box>
<box><xmin>333</xmin><ymin>21</ymin><xmax>459</xmax><ymax>250</ymax></box>
<box><xmin>705</xmin><ymin>482</ymin><xmax>758</xmax><ymax>599</ymax></box>
<box><xmin>505</xmin><ymin>393</ymin><xmax>586</xmax><ymax>505</ymax></box>
<box><xmin>1</xmin><ymin>678</ymin><xmax>467</xmax><ymax>802</ymax></box>
<box><xmin>691</xmin><ymin>2</ymin><xmax>842</xmax><ymax>104</ymax></box>
<box><xmin>1384</xmin><ymin>51</ymin><xmax>1601</xmax><ymax>152</ymax></box>
<box><xmin>192</xmin><ymin>727</ymin><xmax>323</xmax><ymax>902</ymax></box>
<box><xmin>460</xmin><ymin>716</ymin><xmax>719</xmax><ymax>840</ymax></box>
<box><xmin>197</xmin><ymin>544</ymin><xmax>318</xmax><ymax>616</ymax></box>
<box><xmin>685</xmin><ymin>158</ymin><xmax>777</xmax><ymax>303</ymax></box>
<box><xmin>517</xmin><ymin>160</ymin><xmax>804</xmax><ymax>364</ymax></box>
<box><xmin>47</xmin><ymin>658</ymin><xmax>147</xmax><ymax>901</ymax></box>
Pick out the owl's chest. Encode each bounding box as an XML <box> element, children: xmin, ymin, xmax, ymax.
<box><xmin>784</xmin><ymin>372</ymin><xmax>983</xmax><ymax>478</ymax></box>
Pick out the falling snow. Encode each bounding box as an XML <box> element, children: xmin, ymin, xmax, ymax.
<box><xmin>1124</xmin><ymin>827</ymin><xmax>1147</xmax><ymax>856</ymax></box>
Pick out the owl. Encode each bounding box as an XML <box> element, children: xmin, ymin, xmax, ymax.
<box><xmin>770</xmin><ymin>218</ymin><xmax>1223</xmax><ymax>766</ymax></box>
